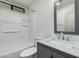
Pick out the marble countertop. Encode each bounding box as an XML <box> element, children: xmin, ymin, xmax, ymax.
<box><xmin>37</xmin><ymin>38</ymin><xmax>79</xmax><ymax>57</ymax></box>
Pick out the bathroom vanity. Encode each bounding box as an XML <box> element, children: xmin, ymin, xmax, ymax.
<box><xmin>37</xmin><ymin>39</ymin><xmax>79</xmax><ymax>58</ymax></box>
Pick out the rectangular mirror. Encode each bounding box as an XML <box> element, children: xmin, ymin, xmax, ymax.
<box><xmin>54</xmin><ymin>0</ymin><xmax>78</xmax><ymax>34</ymax></box>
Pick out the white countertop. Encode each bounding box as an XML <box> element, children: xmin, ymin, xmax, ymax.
<box><xmin>37</xmin><ymin>39</ymin><xmax>79</xmax><ymax>57</ymax></box>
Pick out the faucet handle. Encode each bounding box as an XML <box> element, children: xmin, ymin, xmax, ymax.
<box><xmin>67</xmin><ymin>37</ymin><xmax>72</xmax><ymax>41</ymax></box>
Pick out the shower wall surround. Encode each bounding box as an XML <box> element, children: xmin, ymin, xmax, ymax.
<box><xmin>0</xmin><ymin>2</ymin><xmax>32</xmax><ymax>56</ymax></box>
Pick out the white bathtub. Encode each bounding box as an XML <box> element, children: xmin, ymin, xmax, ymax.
<box><xmin>0</xmin><ymin>41</ymin><xmax>33</xmax><ymax>58</ymax></box>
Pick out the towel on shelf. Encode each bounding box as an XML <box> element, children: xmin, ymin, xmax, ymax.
<box><xmin>1</xmin><ymin>22</ymin><xmax>22</xmax><ymax>33</ymax></box>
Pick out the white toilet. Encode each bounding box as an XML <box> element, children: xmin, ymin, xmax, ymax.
<box><xmin>19</xmin><ymin>37</ymin><xmax>43</xmax><ymax>58</ymax></box>
<box><xmin>20</xmin><ymin>47</ymin><xmax>37</xmax><ymax>58</ymax></box>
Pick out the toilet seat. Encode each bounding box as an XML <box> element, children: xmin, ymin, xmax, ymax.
<box><xmin>20</xmin><ymin>47</ymin><xmax>37</xmax><ymax>57</ymax></box>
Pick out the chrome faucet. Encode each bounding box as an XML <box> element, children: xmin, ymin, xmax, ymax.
<box><xmin>57</xmin><ymin>32</ymin><xmax>65</xmax><ymax>40</ymax></box>
<box><xmin>60</xmin><ymin>32</ymin><xmax>65</xmax><ymax>40</ymax></box>
<box><xmin>62</xmin><ymin>35</ymin><xmax>65</xmax><ymax>40</ymax></box>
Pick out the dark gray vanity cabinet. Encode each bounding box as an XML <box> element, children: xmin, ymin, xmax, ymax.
<box><xmin>37</xmin><ymin>42</ymin><xmax>77</xmax><ymax>58</ymax></box>
<box><xmin>37</xmin><ymin>43</ymin><xmax>51</xmax><ymax>58</ymax></box>
<box><xmin>52</xmin><ymin>51</ymin><xmax>66</xmax><ymax>58</ymax></box>
<box><xmin>37</xmin><ymin>42</ymin><xmax>65</xmax><ymax>58</ymax></box>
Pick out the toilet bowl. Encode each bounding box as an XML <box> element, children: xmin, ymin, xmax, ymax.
<box><xmin>20</xmin><ymin>47</ymin><xmax>37</xmax><ymax>58</ymax></box>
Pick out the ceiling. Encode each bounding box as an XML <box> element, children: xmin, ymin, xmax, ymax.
<box><xmin>57</xmin><ymin>0</ymin><xmax>74</xmax><ymax>9</ymax></box>
<box><xmin>4</xmin><ymin>0</ymin><xmax>37</xmax><ymax>7</ymax></box>
<box><xmin>15</xmin><ymin>0</ymin><xmax>37</xmax><ymax>6</ymax></box>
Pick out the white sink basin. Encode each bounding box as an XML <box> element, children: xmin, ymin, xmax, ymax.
<box><xmin>47</xmin><ymin>40</ymin><xmax>74</xmax><ymax>49</ymax></box>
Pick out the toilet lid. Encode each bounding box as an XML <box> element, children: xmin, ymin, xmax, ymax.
<box><xmin>20</xmin><ymin>47</ymin><xmax>37</xmax><ymax>57</ymax></box>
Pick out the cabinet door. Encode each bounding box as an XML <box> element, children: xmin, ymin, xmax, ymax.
<box><xmin>37</xmin><ymin>43</ymin><xmax>51</xmax><ymax>58</ymax></box>
<box><xmin>53</xmin><ymin>52</ymin><xmax>66</xmax><ymax>58</ymax></box>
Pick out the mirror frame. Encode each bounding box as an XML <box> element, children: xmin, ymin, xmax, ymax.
<box><xmin>54</xmin><ymin>0</ymin><xmax>79</xmax><ymax>35</ymax></box>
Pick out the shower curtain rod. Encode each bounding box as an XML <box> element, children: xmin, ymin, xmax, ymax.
<box><xmin>0</xmin><ymin>1</ymin><xmax>24</xmax><ymax>9</ymax></box>
<box><xmin>0</xmin><ymin>1</ymin><xmax>35</xmax><ymax>12</ymax></box>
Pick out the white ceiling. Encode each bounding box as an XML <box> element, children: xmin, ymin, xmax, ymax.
<box><xmin>15</xmin><ymin>0</ymin><xmax>36</xmax><ymax>6</ymax></box>
<box><xmin>2</xmin><ymin>0</ymin><xmax>37</xmax><ymax>7</ymax></box>
<box><xmin>57</xmin><ymin>0</ymin><xmax>74</xmax><ymax>9</ymax></box>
